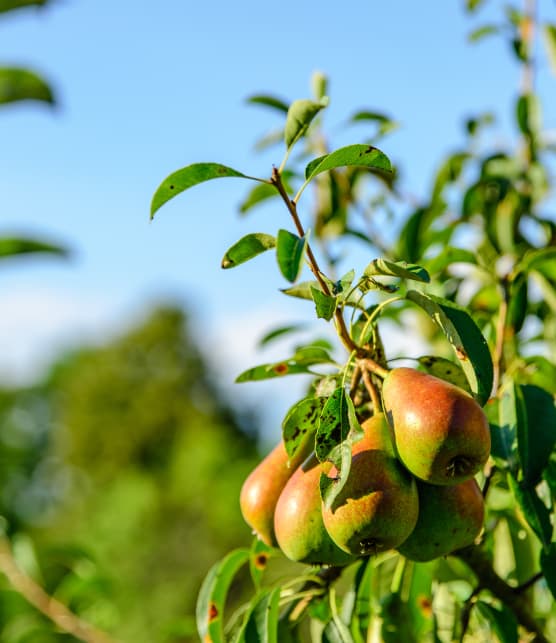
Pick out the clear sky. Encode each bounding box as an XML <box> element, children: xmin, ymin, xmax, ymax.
<box><xmin>0</xmin><ymin>1</ymin><xmax>554</xmax><ymax>440</ymax></box>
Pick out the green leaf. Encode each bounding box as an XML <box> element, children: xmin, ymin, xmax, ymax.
<box><xmin>221</xmin><ymin>233</ymin><xmax>275</xmax><ymax>269</ymax></box>
<box><xmin>235</xmin><ymin>361</ymin><xmax>311</xmax><ymax>383</ymax></box>
<box><xmin>492</xmin><ymin>379</ymin><xmax>520</xmax><ymax>471</ymax></box>
<box><xmin>516</xmin><ymin>93</ymin><xmax>541</xmax><ymax>137</ymax></box>
<box><xmin>519</xmin><ymin>384</ymin><xmax>556</xmax><ymax>486</ymax></box>
<box><xmin>0</xmin><ymin>0</ymin><xmax>48</xmax><ymax>12</ymax></box>
<box><xmin>236</xmin><ymin>587</ymin><xmax>281</xmax><ymax>643</ymax></box>
<box><xmin>475</xmin><ymin>601</ymin><xmax>518</xmax><ymax>643</ymax></box>
<box><xmin>305</xmin><ymin>144</ymin><xmax>392</xmax><ymax>181</ymax></box>
<box><xmin>425</xmin><ymin>247</ymin><xmax>477</xmax><ymax>275</ymax></box>
<box><xmin>540</xmin><ymin>543</ymin><xmax>556</xmax><ymax>600</ymax></box>
<box><xmin>543</xmin><ymin>25</ymin><xmax>556</xmax><ymax>75</ymax></box>
<box><xmin>508</xmin><ymin>476</ymin><xmax>553</xmax><ymax>548</ymax></box>
<box><xmin>239</xmin><ymin>183</ymin><xmax>278</xmax><ymax>214</ymax></box>
<box><xmin>292</xmin><ymin>343</ymin><xmax>334</xmax><ymax>366</ymax></box>
<box><xmin>284</xmin><ymin>97</ymin><xmax>328</xmax><ymax>149</ymax></box>
<box><xmin>0</xmin><ymin>67</ymin><xmax>54</xmax><ymax>106</ymax></box>
<box><xmin>311</xmin><ymin>286</ymin><xmax>337</xmax><ymax>321</ymax></box>
<box><xmin>468</xmin><ymin>25</ymin><xmax>500</xmax><ymax>42</ymax></box>
<box><xmin>249</xmin><ymin>539</ymin><xmax>274</xmax><ymax>591</ymax></box>
<box><xmin>417</xmin><ymin>356</ymin><xmax>471</xmax><ymax>393</ymax></box>
<box><xmin>196</xmin><ymin>548</ymin><xmax>250</xmax><ymax>643</ymax></box>
<box><xmin>258</xmin><ymin>324</ymin><xmax>304</xmax><ymax>348</ymax></box>
<box><xmin>466</xmin><ymin>0</ymin><xmax>486</xmax><ymax>11</ymax></box>
<box><xmin>0</xmin><ymin>237</ymin><xmax>68</xmax><ymax>260</ymax></box>
<box><xmin>282</xmin><ymin>397</ymin><xmax>323</xmax><ymax>460</ymax></box>
<box><xmin>364</xmin><ymin>258</ymin><xmax>430</xmax><ymax>283</ymax></box>
<box><xmin>406</xmin><ymin>290</ymin><xmax>494</xmax><ymax>405</ymax></box>
<box><xmin>317</xmin><ymin>389</ymin><xmax>362</xmax><ymax>509</ymax></box>
<box><xmin>515</xmin><ymin>247</ymin><xmax>556</xmax><ymax>278</ymax></box>
<box><xmin>280</xmin><ymin>280</ymin><xmax>317</xmax><ymax>300</ymax></box>
<box><xmin>150</xmin><ymin>163</ymin><xmax>257</xmax><ymax>219</ymax></box>
<box><xmin>246</xmin><ymin>94</ymin><xmax>289</xmax><ymax>113</ymax></box>
<box><xmin>276</xmin><ymin>229</ymin><xmax>306</xmax><ymax>283</ymax></box>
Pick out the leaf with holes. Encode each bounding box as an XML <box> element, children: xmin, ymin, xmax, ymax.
<box><xmin>282</xmin><ymin>396</ymin><xmax>324</xmax><ymax>461</ymax></box>
<box><xmin>196</xmin><ymin>548</ymin><xmax>250</xmax><ymax>643</ymax></box>
<box><xmin>221</xmin><ymin>233</ymin><xmax>275</xmax><ymax>269</ymax></box>
<box><xmin>311</xmin><ymin>286</ymin><xmax>337</xmax><ymax>321</ymax></box>
<box><xmin>406</xmin><ymin>290</ymin><xmax>493</xmax><ymax>405</ymax></box>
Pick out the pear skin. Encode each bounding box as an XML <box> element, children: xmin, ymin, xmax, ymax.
<box><xmin>398</xmin><ymin>478</ymin><xmax>485</xmax><ymax>561</ymax></box>
<box><xmin>240</xmin><ymin>438</ymin><xmax>312</xmax><ymax>547</ymax></box>
<box><xmin>274</xmin><ymin>454</ymin><xmax>356</xmax><ymax>566</ymax></box>
<box><xmin>382</xmin><ymin>368</ymin><xmax>491</xmax><ymax>485</ymax></box>
<box><xmin>321</xmin><ymin>414</ymin><xmax>419</xmax><ymax>557</ymax></box>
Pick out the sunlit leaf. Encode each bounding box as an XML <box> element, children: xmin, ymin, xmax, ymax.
<box><xmin>246</xmin><ymin>94</ymin><xmax>289</xmax><ymax>113</ymax></box>
<box><xmin>196</xmin><ymin>548</ymin><xmax>250</xmax><ymax>643</ymax></box>
<box><xmin>235</xmin><ymin>361</ymin><xmax>311</xmax><ymax>383</ymax></box>
<box><xmin>150</xmin><ymin>163</ymin><xmax>259</xmax><ymax>219</ymax></box>
<box><xmin>284</xmin><ymin>97</ymin><xmax>328</xmax><ymax>149</ymax></box>
<box><xmin>305</xmin><ymin>144</ymin><xmax>392</xmax><ymax>181</ymax></box>
<box><xmin>508</xmin><ymin>476</ymin><xmax>552</xmax><ymax>547</ymax></box>
<box><xmin>0</xmin><ymin>67</ymin><xmax>54</xmax><ymax>106</ymax></box>
<box><xmin>475</xmin><ymin>601</ymin><xmax>518</xmax><ymax>643</ymax></box>
<box><xmin>364</xmin><ymin>258</ymin><xmax>429</xmax><ymax>283</ymax></box>
<box><xmin>406</xmin><ymin>290</ymin><xmax>494</xmax><ymax>404</ymax></box>
<box><xmin>221</xmin><ymin>233</ymin><xmax>275</xmax><ymax>269</ymax></box>
<box><xmin>311</xmin><ymin>286</ymin><xmax>337</xmax><ymax>321</ymax></box>
<box><xmin>276</xmin><ymin>229</ymin><xmax>306</xmax><ymax>282</ymax></box>
<box><xmin>417</xmin><ymin>356</ymin><xmax>471</xmax><ymax>392</ymax></box>
<box><xmin>282</xmin><ymin>397</ymin><xmax>323</xmax><ymax>460</ymax></box>
<box><xmin>280</xmin><ymin>280</ymin><xmax>316</xmax><ymax>300</ymax></box>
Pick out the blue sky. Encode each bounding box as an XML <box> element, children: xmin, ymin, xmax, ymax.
<box><xmin>0</xmin><ymin>1</ymin><xmax>554</xmax><ymax>437</ymax></box>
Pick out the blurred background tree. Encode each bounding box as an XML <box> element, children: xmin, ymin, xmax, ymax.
<box><xmin>0</xmin><ymin>305</ymin><xmax>260</xmax><ymax>641</ymax></box>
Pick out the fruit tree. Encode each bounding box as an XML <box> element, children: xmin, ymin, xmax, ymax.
<box><xmin>151</xmin><ymin>2</ymin><xmax>556</xmax><ymax>641</ymax></box>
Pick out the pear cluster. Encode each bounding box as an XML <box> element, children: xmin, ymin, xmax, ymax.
<box><xmin>239</xmin><ymin>368</ymin><xmax>490</xmax><ymax>564</ymax></box>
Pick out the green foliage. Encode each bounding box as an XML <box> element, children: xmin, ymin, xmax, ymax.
<box><xmin>0</xmin><ymin>68</ymin><xmax>54</xmax><ymax>106</ymax></box>
<box><xmin>147</xmin><ymin>7</ymin><xmax>556</xmax><ymax>636</ymax></box>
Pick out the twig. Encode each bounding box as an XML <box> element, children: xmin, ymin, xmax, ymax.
<box><xmin>361</xmin><ymin>365</ymin><xmax>382</xmax><ymax>413</ymax></box>
<box><xmin>454</xmin><ymin>545</ymin><xmax>549</xmax><ymax>643</ymax></box>
<box><xmin>0</xmin><ymin>537</ymin><xmax>118</xmax><ymax>643</ymax></box>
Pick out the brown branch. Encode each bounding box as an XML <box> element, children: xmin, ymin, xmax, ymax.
<box><xmin>454</xmin><ymin>545</ymin><xmax>549</xmax><ymax>643</ymax></box>
<box><xmin>0</xmin><ymin>537</ymin><xmax>118</xmax><ymax>643</ymax></box>
<box><xmin>361</xmin><ymin>365</ymin><xmax>382</xmax><ymax>413</ymax></box>
<box><xmin>270</xmin><ymin>168</ymin><xmax>390</xmax><ymax>378</ymax></box>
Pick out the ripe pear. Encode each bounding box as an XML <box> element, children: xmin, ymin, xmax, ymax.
<box><xmin>398</xmin><ymin>478</ymin><xmax>485</xmax><ymax>561</ymax></box>
<box><xmin>240</xmin><ymin>437</ymin><xmax>312</xmax><ymax>547</ymax></box>
<box><xmin>321</xmin><ymin>414</ymin><xmax>419</xmax><ymax>556</ymax></box>
<box><xmin>274</xmin><ymin>454</ymin><xmax>356</xmax><ymax>566</ymax></box>
<box><xmin>382</xmin><ymin>368</ymin><xmax>490</xmax><ymax>485</ymax></box>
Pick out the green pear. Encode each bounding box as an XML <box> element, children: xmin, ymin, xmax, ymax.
<box><xmin>382</xmin><ymin>368</ymin><xmax>491</xmax><ymax>485</ymax></box>
<box><xmin>274</xmin><ymin>454</ymin><xmax>356</xmax><ymax>565</ymax></box>
<box><xmin>321</xmin><ymin>414</ymin><xmax>419</xmax><ymax>556</ymax></box>
<box><xmin>398</xmin><ymin>478</ymin><xmax>485</xmax><ymax>561</ymax></box>
<box><xmin>240</xmin><ymin>437</ymin><xmax>312</xmax><ymax>547</ymax></box>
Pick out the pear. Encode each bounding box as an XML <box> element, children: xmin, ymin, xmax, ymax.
<box><xmin>398</xmin><ymin>478</ymin><xmax>485</xmax><ymax>561</ymax></box>
<box><xmin>274</xmin><ymin>454</ymin><xmax>356</xmax><ymax>566</ymax></box>
<box><xmin>382</xmin><ymin>368</ymin><xmax>491</xmax><ymax>485</ymax></box>
<box><xmin>240</xmin><ymin>437</ymin><xmax>312</xmax><ymax>547</ymax></box>
<box><xmin>321</xmin><ymin>414</ymin><xmax>419</xmax><ymax>556</ymax></box>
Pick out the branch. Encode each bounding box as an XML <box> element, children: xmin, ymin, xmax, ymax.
<box><xmin>0</xmin><ymin>536</ymin><xmax>118</xmax><ymax>643</ymax></box>
<box><xmin>454</xmin><ymin>545</ymin><xmax>549</xmax><ymax>643</ymax></box>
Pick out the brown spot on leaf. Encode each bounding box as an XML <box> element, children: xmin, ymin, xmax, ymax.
<box><xmin>273</xmin><ymin>363</ymin><xmax>289</xmax><ymax>375</ymax></box>
<box><xmin>254</xmin><ymin>553</ymin><xmax>268</xmax><ymax>570</ymax></box>
<box><xmin>169</xmin><ymin>185</ymin><xmax>175</xmax><ymax>190</ymax></box>
<box><xmin>417</xmin><ymin>595</ymin><xmax>433</xmax><ymax>617</ymax></box>
<box><xmin>208</xmin><ymin>602</ymin><xmax>218</xmax><ymax>622</ymax></box>
<box><xmin>455</xmin><ymin>347</ymin><xmax>468</xmax><ymax>360</ymax></box>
